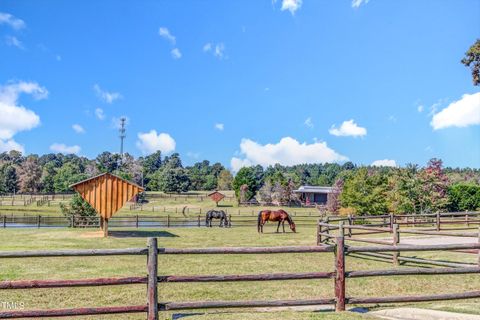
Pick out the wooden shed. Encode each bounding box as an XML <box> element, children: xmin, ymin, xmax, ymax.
<box><xmin>70</xmin><ymin>172</ymin><xmax>144</xmax><ymax>237</ymax></box>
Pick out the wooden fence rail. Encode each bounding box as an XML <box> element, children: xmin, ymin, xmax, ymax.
<box><xmin>1</xmin><ymin>238</ymin><xmax>480</xmax><ymax>318</ymax></box>
<box><xmin>317</xmin><ymin>216</ymin><xmax>480</xmax><ymax>268</ymax></box>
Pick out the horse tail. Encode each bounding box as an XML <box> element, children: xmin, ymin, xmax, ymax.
<box><xmin>257</xmin><ymin>211</ymin><xmax>263</xmax><ymax>233</ymax></box>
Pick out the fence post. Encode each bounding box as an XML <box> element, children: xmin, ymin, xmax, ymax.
<box><xmin>136</xmin><ymin>215</ymin><xmax>139</xmax><ymax>228</ymax></box>
<box><xmin>317</xmin><ymin>219</ymin><xmax>321</xmax><ymax>245</ymax></box>
<box><xmin>338</xmin><ymin>221</ymin><xmax>344</xmax><ymax>237</ymax></box>
<box><xmin>228</xmin><ymin>214</ymin><xmax>232</xmax><ymax>227</ymax></box>
<box><xmin>325</xmin><ymin>217</ymin><xmax>330</xmax><ymax>243</ymax></box>
<box><xmin>348</xmin><ymin>214</ymin><xmax>353</xmax><ymax>237</ymax></box>
<box><xmin>392</xmin><ymin>223</ymin><xmax>399</xmax><ymax>266</ymax></box>
<box><xmin>477</xmin><ymin>226</ymin><xmax>480</xmax><ymax>267</ymax></box>
<box><xmin>389</xmin><ymin>213</ymin><xmax>394</xmax><ymax>230</ymax></box>
<box><xmin>37</xmin><ymin>215</ymin><xmax>41</xmax><ymax>228</ymax></box>
<box><xmin>436</xmin><ymin>212</ymin><xmax>441</xmax><ymax>231</ymax></box>
<box><xmin>334</xmin><ymin>236</ymin><xmax>346</xmax><ymax>312</ymax></box>
<box><xmin>3</xmin><ymin>215</ymin><xmax>6</xmax><ymax>228</ymax></box>
<box><xmin>466</xmin><ymin>212</ymin><xmax>469</xmax><ymax>227</ymax></box>
<box><xmin>198</xmin><ymin>215</ymin><xmax>201</xmax><ymax>227</ymax></box>
<box><xmin>147</xmin><ymin>238</ymin><xmax>158</xmax><ymax>320</ymax></box>
<box><xmin>167</xmin><ymin>215</ymin><xmax>170</xmax><ymax>228</ymax></box>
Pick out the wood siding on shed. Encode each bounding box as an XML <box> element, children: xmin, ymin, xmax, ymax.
<box><xmin>72</xmin><ymin>173</ymin><xmax>143</xmax><ymax>219</ymax></box>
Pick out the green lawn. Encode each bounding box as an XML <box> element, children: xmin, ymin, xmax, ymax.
<box><xmin>0</xmin><ymin>191</ymin><xmax>323</xmax><ymax>218</ymax></box>
<box><xmin>0</xmin><ymin>226</ymin><xmax>479</xmax><ymax>319</ymax></box>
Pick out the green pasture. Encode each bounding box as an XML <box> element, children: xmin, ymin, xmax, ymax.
<box><xmin>0</xmin><ymin>226</ymin><xmax>479</xmax><ymax>320</ymax></box>
<box><xmin>0</xmin><ymin>191</ymin><xmax>322</xmax><ymax>218</ymax></box>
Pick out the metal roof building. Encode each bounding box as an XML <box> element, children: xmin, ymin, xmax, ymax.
<box><xmin>293</xmin><ymin>185</ymin><xmax>333</xmax><ymax>205</ymax></box>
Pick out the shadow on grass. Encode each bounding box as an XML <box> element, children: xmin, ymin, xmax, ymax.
<box><xmin>172</xmin><ymin>313</ymin><xmax>204</xmax><ymax>319</ymax></box>
<box><xmin>109</xmin><ymin>230</ymin><xmax>179</xmax><ymax>238</ymax></box>
<box><xmin>258</xmin><ymin>231</ymin><xmax>299</xmax><ymax>234</ymax></box>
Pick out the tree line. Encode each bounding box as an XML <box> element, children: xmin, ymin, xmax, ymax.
<box><xmin>232</xmin><ymin>159</ymin><xmax>480</xmax><ymax>214</ymax></box>
<box><xmin>0</xmin><ymin>150</ymin><xmax>233</xmax><ymax>194</ymax></box>
<box><xmin>1</xmin><ymin>150</ymin><xmax>479</xmax><ymax>214</ymax></box>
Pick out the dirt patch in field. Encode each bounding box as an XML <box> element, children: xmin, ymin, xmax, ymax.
<box><xmin>399</xmin><ymin>235</ymin><xmax>477</xmax><ymax>246</ymax></box>
<box><xmin>399</xmin><ymin>235</ymin><xmax>479</xmax><ymax>254</ymax></box>
<box><xmin>80</xmin><ymin>231</ymin><xmax>104</xmax><ymax>238</ymax></box>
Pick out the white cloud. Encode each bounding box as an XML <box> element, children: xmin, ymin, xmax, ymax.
<box><xmin>329</xmin><ymin>119</ymin><xmax>367</xmax><ymax>137</ymax></box>
<box><xmin>0</xmin><ymin>81</ymin><xmax>48</xmax><ymax>105</ymax></box>
<box><xmin>203</xmin><ymin>43</ymin><xmax>212</xmax><ymax>52</ymax></box>
<box><xmin>304</xmin><ymin>117</ymin><xmax>314</xmax><ymax>129</ymax></box>
<box><xmin>371</xmin><ymin>159</ymin><xmax>397</xmax><ymax>167</ymax></box>
<box><xmin>158</xmin><ymin>27</ymin><xmax>176</xmax><ymax>44</ymax></box>
<box><xmin>72</xmin><ymin>124</ymin><xmax>85</xmax><ymax>134</ymax></box>
<box><xmin>0</xmin><ymin>139</ymin><xmax>24</xmax><ymax>153</ymax></box>
<box><xmin>94</xmin><ymin>108</ymin><xmax>105</xmax><ymax>120</ymax></box>
<box><xmin>0</xmin><ymin>81</ymin><xmax>47</xmax><ymax>151</ymax></box>
<box><xmin>417</xmin><ymin>105</ymin><xmax>424</xmax><ymax>113</ymax></box>
<box><xmin>5</xmin><ymin>35</ymin><xmax>24</xmax><ymax>49</ymax></box>
<box><xmin>214</xmin><ymin>123</ymin><xmax>224</xmax><ymax>131</ymax></box>
<box><xmin>214</xmin><ymin>43</ymin><xmax>225</xmax><ymax>58</ymax></box>
<box><xmin>49</xmin><ymin>143</ymin><xmax>81</xmax><ymax>155</ymax></box>
<box><xmin>93</xmin><ymin>84</ymin><xmax>122</xmax><ymax>104</ymax></box>
<box><xmin>230</xmin><ymin>137</ymin><xmax>348</xmax><ymax>172</ymax></box>
<box><xmin>204</xmin><ymin>42</ymin><xmax>226</xmax><ymax>59</ymax></box>
<box><xmin>352</xmin><ymin>0</ymin><xmax>370</xmax><ymax>8</ymax></box>
<box><xmin>231</xmin><ymin>157</ymin><xmax>253</xmax><ymax>172</ymax></box>
<box><xmin>0</xmin><ymin>12</ymin><xmax>26</xmax><ymax>30</ymax></box>
<box><xmin>136</xmin><ymin>130</ymin><xmax>176</xmax><ymax>155</ymax></box>
<box><xmin>430</xmin><ymin>92</ymin><xmax>480</xmax><ymax>130</ymax></box>
<box><xmin>281</xmin><ymin>0</ymin><xmax>302</xmax><ymax>14</ymax></box>
<box><xmin>171</xmin><ymin>48</ymin><xmax>182</xmax><ymax>59</ymax></box>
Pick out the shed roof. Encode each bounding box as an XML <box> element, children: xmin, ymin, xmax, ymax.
<box><xmin>293</xmin><ymin>185</ymin><xmax>333</xmax><ymax>194</ymax></box>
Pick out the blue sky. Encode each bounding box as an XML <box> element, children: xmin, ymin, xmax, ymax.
<box><xmin>0</xmin><ymin>0</ymin><xmax>479</xmax><ymax>170</ymax></box>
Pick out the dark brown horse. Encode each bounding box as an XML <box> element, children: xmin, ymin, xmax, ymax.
<box><xmin>257</xmin><ymin>209</ymin><xmax>296</xmax><ymax>233</ymax></box>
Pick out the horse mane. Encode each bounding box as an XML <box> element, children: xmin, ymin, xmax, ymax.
<box><xmin>286</xmin><ymin>213</ymin><xmax>293</xmax><ymax>224</ymax></box>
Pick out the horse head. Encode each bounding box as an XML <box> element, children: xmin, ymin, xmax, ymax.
<box><xmin>290</xmin><ymin>221</ymin><xmax>296</xmax><ymax>233</ymax></box>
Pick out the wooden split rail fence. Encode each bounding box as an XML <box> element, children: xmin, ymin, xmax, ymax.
<box><xmin>318</xmin><ymin>212</ymin><xmax>480</xmax><ymax>268</ymax></box>
<box><xmin>1</xmin><ymin>238</ymin><xmax>480</xmax><ymax>318</ymax></box>
<box><xmin>1</xmin><ymin>214</ymin><xmax>326</xmax><ymax>229</ymax></box>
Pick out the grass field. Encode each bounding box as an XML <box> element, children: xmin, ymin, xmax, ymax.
<box><xmin>0</xmin><ymin>191</ymin><xmax>323</xmax><ymax>218</ymax></box>
<box><xmin>0</xmin><ymin>225</ymin><xmax>479</xmax><ymax>320</ymax></box>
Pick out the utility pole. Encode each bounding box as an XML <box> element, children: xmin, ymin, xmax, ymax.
<box><xmin>119</xmin><ymin>117</ymin><xmax>127</xmax><ymax>166</ymax></box>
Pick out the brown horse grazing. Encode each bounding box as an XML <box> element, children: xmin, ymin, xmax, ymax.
<box><xmin>257</xmin><ymin>209</ymin><xmax>296</xmax><ymax>233</ymax></box>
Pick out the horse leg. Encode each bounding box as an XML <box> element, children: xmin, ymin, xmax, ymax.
<box><xmin>282</xmin><ymin>220</ymin><xmax>285</xmax><ymax>233</ymax></box>
<box><xmin>277</xmin><ymin>220</ymin><xmax>281</xmax><ymax>233</ymax></box>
